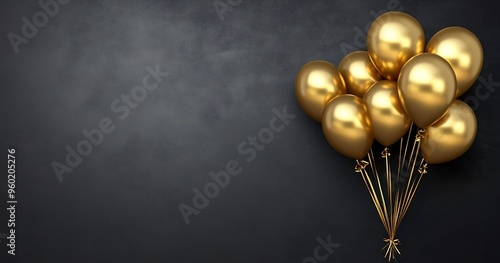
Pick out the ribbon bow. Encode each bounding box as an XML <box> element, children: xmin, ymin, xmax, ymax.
<box><xmin>382</xmin><ymin>238</ymin><xmax>402</xmax><ymax>260</ymax></box>
<box><xmin>354</xmin><ymin>160</ymin><xmax>369</xmax><ymax>172</ymax></box>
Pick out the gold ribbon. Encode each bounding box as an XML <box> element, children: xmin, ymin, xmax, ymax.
<box><xmin>382</xmin><ymin>238</ymin><xmax>402</xmax><ymax>260</ymax></box>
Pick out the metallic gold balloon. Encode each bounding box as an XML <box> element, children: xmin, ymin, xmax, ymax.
<box><xmin>426</xmin><ymin>27</ymin><xmax>483</xmax><ymax>97</ymax></box>
<box><xmin>398</xmin><ymin>53</ymin><xmax>457</xmax><ymax>128</ymax></box>
<box><xmin>295</xmin><ymin>60</ymin><xmax>346</xmax><ymax>122</ymax></box>
<box><xmin>421</xmin><ymin>100</ymin><xmax>477</xmax><ymax>164</ymax></box>
<box><xmin>322</xmin><ymin>95</ymin><xmax>373</xmax><ymax>160</ymax></box>
<box><xmin>367</xmin><ymin>12</ymin><xmax>425</xmax><ymax>80</ymax></box>
<box><xmin>339</xmin><ymin>51</ymin><xmax>383</xmax><ymax>98</ymax></box>
<box><xmin>363</xmin><ymin>80</ymin><xmax>411</xmax><ymax>146</ymax></box>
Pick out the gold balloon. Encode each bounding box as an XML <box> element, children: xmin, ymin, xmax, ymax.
<box><xmin>339</xmin><ymin>51</ymin><xmax>383</xmax><ymax>98</ymax></box>
<box><xmin>322</xmin><ymin>94</ymin><xmax>373</xmax><ymax>160</ymax></box>
<box><xmin>367</xmin><ymin>11</ymin><xmax>425</xmax><ymax>80</ymax></box>
<box><xmin>295</xmin><ymin>60</ymin><xmax>346</xmax><ymax>122</ymax></box>
<box><xmin>421</xmin><ymin>100</ymin><xmax>477</xmax><ymax>164</ymax></box>
<box><xmin>363</xmin><ymin>80</ymin><xmax>411</xmax><ymax>146</ymax></box>
<box><xmin>398</xmin><ymin>53</ymin><xmax>457</xmax><ymax>128</ymax></box>
<box><xmin>426</xmin><ymin>27</ymin><xmax>483</xmax><ymax>97</ymax></box>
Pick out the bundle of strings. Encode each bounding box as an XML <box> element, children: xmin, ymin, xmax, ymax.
<box><xmin>355</xmin><ymin>124</ymin><xmax>428</xmax><ymax>261</ymax></box>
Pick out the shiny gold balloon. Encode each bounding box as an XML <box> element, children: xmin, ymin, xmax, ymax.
<box><xmin>295</xmin><ymin>60</ymin><xmax>346</xmax><ymax>122</ymax></box>
<box><xmin>363</xmin><ymin>80</ymin><xmax>411</xmax><ymax>146</ymax></box>
<box><xmin>398</xmin><ymin>53</ymin><xmax>457</xmax><ymax>128</ymax></box>
<box><xmin>426</xmin><ymin>27</ymin><xmax>483</xmax><ymax>97</ymax></box>
<box><xmin>322</xmin><ymin>94</ymin><xmax>373</xmax><ymax>160</ymax></box>
<box><xmin>421</xmin><ymin>100</ymin><xmax>477</xmax><ymax>164</ymax></box>
<box><xmin>339</xmin><ymin>51</ymin><xmax>383</xmax><ymax>98</ymax></box>
<box><xmin>367</xmin><ymin>11</ymin><xmax>425</xmax><ymax>80</ymax></box>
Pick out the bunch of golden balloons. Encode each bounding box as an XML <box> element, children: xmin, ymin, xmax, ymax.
<box><xmin>296</xmin><ymin>11</ymin><xmax>481</xmax><ymax>163</ymax></box>
<box><xmin>295</xmin><ymin>11</ymin><xmax>482</xmax><ymax>260</ymax></box>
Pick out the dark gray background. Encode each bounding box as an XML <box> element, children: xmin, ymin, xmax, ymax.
<box><xmin>1</xmin><ymin>0</ymin><xmax>499</xmax><ymax>262</ymax></box>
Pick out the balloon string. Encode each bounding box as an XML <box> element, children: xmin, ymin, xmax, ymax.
<box><xmin>397</xmin><ymin>137</ymin><xmax>403</xmax><ymax>192</ymax></box>
<box><xmin>369</xmin><ymin>149</ymin><xmax>379</xmax><ymax>182</ymax></box>
<box><xmin>356</xmin><ymin>159</ymin><xmax>390</xmax><ymax>235</ymax></box>
<box><xmin>397</xmin><ymin>123</ymin><xmax>414</xmax><ymax>181</ymax></box>
<box><xmin>396</xmin><ymin>130</ymin><xmax>418</xmax><ymax>227</ymax></box>
<box><xmin>370</xmin><ymin>152</ymin><xmax>390</xmax><ymax>235</ymax></box>
<box><xmin>357</xmin><ymin>127</ymin><xmax>429</xmax><ymax>262</ymax></box>
<box><xmin>382</xmin><ymin>147</ymin><xmax>401</xmax><ymax>262</ymax></box>
<box><xmin>382</xmin><ymin>148</ymin><xmax>392</xmax><ymax>234</ymax></box>
<box><xmin>396</xmin><ymin>129</ymin><xmax>426</xmax><ymax>229</ymax></box>
<box><xmin>400</xmin><ymin>161</ymin><xmax>427</xmax><ymax>221</ymax></box>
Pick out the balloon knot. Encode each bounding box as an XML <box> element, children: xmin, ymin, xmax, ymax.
<box><xmin>415</xmin><ymin>129</ymin><xmax>426</xmax><ymax>141</ymax></box>
<box><xmin>383</xmin><ymin>238</ymin><xmax>401</xmax><ymax>246</ymax></box>
<box><xmin>355</xmin><ymin>160</ymin><xmax>369</xmax><ymax>172</ymax></box>
<box><xmin>381</xmin><ymin>147</ymin><xmax>391</xmax><ymax>158</ymax></box>
<box><xmin>418</xmin><ymin>163</ymin><xmax>428</xmax><ymax>174</ymax></box>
